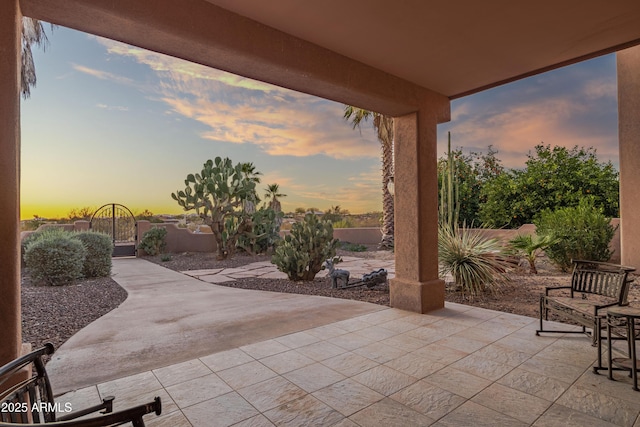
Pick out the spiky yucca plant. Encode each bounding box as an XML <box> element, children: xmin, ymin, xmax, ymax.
<box><xmin>438</xmin><ymin>224</ymin><xmax>511</xmax><ymax>297</ymax></box>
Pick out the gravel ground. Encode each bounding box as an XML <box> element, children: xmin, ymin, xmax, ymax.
<box><xmin>21</xmin><ymin>273</ymin><xmax>127</xmax><ymax>356</ymax></box>
<box><xmin>21</xmin><ymin>248</ymin><xmax>640</xmax><ymax>359</ymax></box>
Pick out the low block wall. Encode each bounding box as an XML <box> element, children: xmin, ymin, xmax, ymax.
<box><xmin>137</xmin><ymin>221</ymin><xmax>216</xmax><ymax>254</ymax></box>
<box><xmin>333</xmin><ymin>228</ymin><xmax>383</xmax><ymax>245</ymax></box>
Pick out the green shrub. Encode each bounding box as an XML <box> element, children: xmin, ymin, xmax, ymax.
<box><xmin>332</xmin><ymin>218</ymin><xmax>353</xmax><ymax>229</ymax></box>
<box><xmin>438</xmin><ymin>224</ymin><xmax>510</xmax><ymax>297</ymax></box>
<box><xmin>161</xmin><ymin>254</ymin><xmax>172</xmax><ymax>262</ymax></box>
<box><xmin>24</xmin><ymin>231</ymin><xmax>87</xmax><ymax>286</ymax></box>
<box><xmin>21</xmin><ymin>227</ymin><xmax>68</xmax><ymax>265</ymax></box>
<box><xmin>535</xmin><ymin>198</ymin><xmax>616</xmax><ymax>271</ymax></box>
<box><xmin>74</xmin><ymin>231</ymin><xmax>113</xmax><ymax>277</ymax></box>
<box><xmin>139</xmin><ymin>227</ymin><xmax>167</xmax><ymax>256</ymax></box>
<box><xmin>271</xmin><ymin>214</ymin><xmax>340</xmax><ymax>281</ymax></box>
<box><xmin>341</xmin><ymin>242</ymin><xmax>367</xmax><ymax>252</ymax></box>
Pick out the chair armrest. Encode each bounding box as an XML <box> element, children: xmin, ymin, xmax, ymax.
<box><xmin>0</xmin><ymin>397</ymin><xmax>161</xmax><ymax>427</ymax></box>
<box><xmin>57</xmin><ymin>396</ymin><xmax>115</xmax><ymax>422</ymax></box>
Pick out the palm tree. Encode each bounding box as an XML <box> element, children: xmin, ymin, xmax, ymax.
<box><xmin>344</xmin><ymin>106</ymin><xmax>394</xmax><ymax>249</ymax></box>
<box><xmin>21</xmin><ymin>18</ymin><xmax>53</xmax><ymax>99</ymax></box>
<box><xmin>508</xmin><ymin>234</ymin><xmax>558</xmax><ymax>274</ymax></box>
<box><xmin>240</xmin><ymin>162</ymin><xmax>262</xmax><ymax>214</ymax></box>
<box><xmin>265</xmin><ymin>183</ymin><xmax>286</xmax><ymax>213</ymax></box>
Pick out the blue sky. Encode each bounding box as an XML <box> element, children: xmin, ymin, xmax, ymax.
<box><xmin>20</xmin><ymin>25</ymin><xmax>619</xmax><ymax>220</ymax></box>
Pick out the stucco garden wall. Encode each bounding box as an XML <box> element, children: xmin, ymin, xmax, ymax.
<box><xmin>137</xmin><ymin>221</ymin><xmax>216</xmax><ymax>254</ymax></box>
<box><xmin>22</xmin><ymin>220</ymin><xmax>621</xmax><ymax>263</ymax></box>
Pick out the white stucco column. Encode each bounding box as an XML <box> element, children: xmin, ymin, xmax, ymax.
<box><xmin>0</xmin><ymin>0</ymin><xmax>22</xmax><ymax>365</ymax></box>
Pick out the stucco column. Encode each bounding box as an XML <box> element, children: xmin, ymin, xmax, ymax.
<box><xmin>618</xmin><ymin>46</ymin><xmax>640</xmax><ymax>270</ymax></box>
<box><xmin>390</xmin><ymin>106</ymin><xmax>445</xmax><ymax>313</ymax></box>
<box><xmin>0</xmin><ymin>0</ymin><xmax>22</xmax><ymax>365</ymax></box>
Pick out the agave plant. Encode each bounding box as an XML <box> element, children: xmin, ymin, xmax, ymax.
<box><xmin>438</xmin><ymin>224</ymin><xmax>511</xmax><ymax>297</ymax></box>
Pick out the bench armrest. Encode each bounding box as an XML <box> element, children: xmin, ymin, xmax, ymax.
<box><xmin>593</xmin><ymin>301</ymin><xmax>628</xmax><ymax>316</ymax></box>
<box><xmin>544</xmin><ymin>286</ymin><xmax>571</xmax><ymax>296</ymax></box>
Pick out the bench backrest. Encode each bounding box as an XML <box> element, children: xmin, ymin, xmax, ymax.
<box><xmin>570</xmin><ymin>260</ymin><xmax>636</xmax><ymax>304</ymax></box>
<box><xmin>0</xmin><ymin>343</ymin><xmax>55</xmax><ymax>423</ymax></box>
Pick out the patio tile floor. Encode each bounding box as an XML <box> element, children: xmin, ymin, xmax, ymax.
<box><xmin>56</xmin><ymin>303</ymin><xmax>640</xmax><ymax>426</ymax></box>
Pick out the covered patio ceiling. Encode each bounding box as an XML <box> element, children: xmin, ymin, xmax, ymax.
<box><xmin>207</xmin><ymin>0</ymin><xmax>640</xmax><ymax>99</ymax></box>
<box><xmin>19</xmin><ymin>0</ymin><xmax>640</xmax><ymax>116</ymax></box>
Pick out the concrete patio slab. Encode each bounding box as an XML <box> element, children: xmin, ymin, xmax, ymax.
<box><xmin>46</xmin><ymin>256</ymin><xmax>640</xmax><ymax>426</ymax></box>
<box><xmin>53</xmin><ymin>304</ymin><xmax>640</xmax><ymax>427</ymax></box>
<box><xmin>47</xmin><ymin>258</ymin><xmax>385</xmax><ymax>393</ymax></box>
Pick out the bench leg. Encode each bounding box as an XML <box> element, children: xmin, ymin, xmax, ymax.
<box><xmin>536</xmin><ymin>296</ymin><xmax>545</xmax><ymax>336</ymax></box>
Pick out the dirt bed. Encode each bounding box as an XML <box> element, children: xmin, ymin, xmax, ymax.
<box><xmin>20</xmin><ymin>249</ymin><xmax>640</xmax><ymax>354</ymax></box>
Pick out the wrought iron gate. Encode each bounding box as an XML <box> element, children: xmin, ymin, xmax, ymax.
<box><xmin>90</xmin><ymin>203</ymin><xmax>137</xmax><ymax>257</ymax></box>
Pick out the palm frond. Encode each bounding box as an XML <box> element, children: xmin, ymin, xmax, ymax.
<box><xmin>21</xmin><ymin>18</ymin><xmax>53</xmax><ymax>99</ymax></box>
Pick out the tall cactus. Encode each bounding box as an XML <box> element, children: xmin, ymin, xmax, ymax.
<box><xmin>171</xmin><ymin>157</ymin><xmax>259</xmax><ymax>260</ymax></box>
<box><xmin>439</xmin><ymin>132</ymin><xmax>460</xmax><ymax>230</ymax></box>
<box><xmin>271</xmin><ymin>214</ymin><xmax>340</xmax><ymax>281</ymax></box>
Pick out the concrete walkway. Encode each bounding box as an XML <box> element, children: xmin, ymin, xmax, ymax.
<box><xmin>181</xmin><ymin>256</ymin><xmax>395</xmax><ymax>283</ymax></box>
<box><xmin>47</xmin><ymin>258</ymin><xmax>385</xmax><ymax>393</ymax></box>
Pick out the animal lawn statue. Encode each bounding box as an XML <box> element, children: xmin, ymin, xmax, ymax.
<box><xmin>325</xmin><ymin>259</ymin><xmax>350</xmax><ymax>289</ymax></box>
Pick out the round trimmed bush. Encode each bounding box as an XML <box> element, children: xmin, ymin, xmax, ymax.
<box><xmin>24</xmin><ymin>231</ymin><xmax>87</xmax><ymax>286</ymax></box>
<box><xmin>74</xmin><ymin>231</ymin><xmax>113</xmax><ymax>277</ymax></box>
<box><xmin>21</xmin><ymin>227</ymin><xmax>69</xmax><ymax>265</ymax></box>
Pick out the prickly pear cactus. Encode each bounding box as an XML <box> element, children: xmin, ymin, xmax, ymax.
<box><xmin>271</xmin><ymin>214</ymin><xmax>340</xmax><ymax>281</ymax></box>
<box><xmin>171</xmin><ymin>157</ymin><xmax>259</xmax><ymax>260</ymax></box>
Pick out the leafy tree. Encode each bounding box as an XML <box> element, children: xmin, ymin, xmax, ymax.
<box><xmin>171</xmin><ymin>157</ymin><xmax>259</xmax><ymax>260</ymax></box>
<box><xmin>476</xmin><ymin>172</ymin><xmax>519</xmax><ymax>228</ymax></box>
<box><xmin>437</xmin><ymin>143</ymin><xmax>504</xmax><ymax>226</ymax></box>
<box><xmin>480</xmin><ymin>145</ymin><xmax>619</xmax><ymax>228</ymax></box>
<box><xmin>323</xmin><ymin>205</ymin><xmax>349</xmax><ymax>224</ymax></box>
<box><xmin>67</xmin><ymin>206</ymin><xmax>95</xmax><ymax>221</ymax></box>
<box><xmin>344</xmin><ymin>106</ymin><xmax>394</xmax><ymax>249</ymax></box>
<box><xmin>135</xmin><ymin>209</ymin><xmax>157</xmax><ymax>221</ymax></box>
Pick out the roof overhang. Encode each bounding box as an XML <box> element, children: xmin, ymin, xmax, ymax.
<box><xmin>19</xmin><ymin>0</ymin><xmax>640</xmax><ymax>117</ymax></box>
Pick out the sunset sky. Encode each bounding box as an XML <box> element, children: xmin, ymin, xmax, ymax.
<box><xmin>20</xmin><ymin>25</ymin><xmax>619</xmax><ymax>220</ymax></box>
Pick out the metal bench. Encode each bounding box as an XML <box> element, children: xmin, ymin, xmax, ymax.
<box><xmin>536</xmin><ymin>259</ymin><xmax>635</xmax><ymax>345</ymax></box>
<box><xmin>0</xmin><ymin>343</ymin><xmax>161</xmax><ymax>426</ymax></box>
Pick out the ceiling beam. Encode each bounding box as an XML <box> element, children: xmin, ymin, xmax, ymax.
<box><xmin>20</xmin><ymin>0</ymin><xmax>450</xmax><ymax>120</ymax></box>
